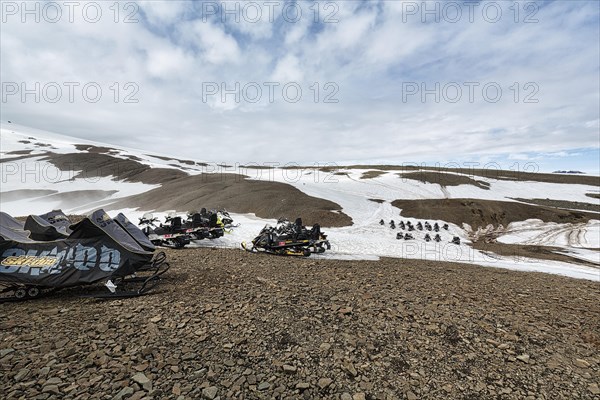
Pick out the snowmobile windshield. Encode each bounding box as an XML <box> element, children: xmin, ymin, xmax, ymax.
<box><xmin>0</xmin><ymin>212</ymin><xmax>24</xmax><ymax>231</ymax></box>
<box><xmin>68</xmin><ymin>209</ymin><xmax>151</xmax><ymax>255</ymax></box>
<box><xmin>114</xmin><ymin>213</ymin><xmax>156</xmax><ymax>252</ymax></box>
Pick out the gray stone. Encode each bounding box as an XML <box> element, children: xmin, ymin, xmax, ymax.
<box><xmin>202</xmin><ymin>386</ymin><xmax>218</xmax><ymax>399</ymax></box>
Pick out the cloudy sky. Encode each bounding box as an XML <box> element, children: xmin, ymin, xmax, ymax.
<box><xmin>1</xmin><ymin>0</ymin><xmax>599</xmax><ymax>172</ymax></box>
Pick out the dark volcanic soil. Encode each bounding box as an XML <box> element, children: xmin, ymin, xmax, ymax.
<box><xmin>1</xmin><ymin>248</ymin><xmax>599</xmax><ymax>400</ymax></box>
<box><xmin>112</xmin><ymin>174</ymin><xmax>353</xmax><ymax>228</ymax></box>
<box><xmin>392</xmin><ymin>198</ymin><xmax>598</xmax><ymax>230</ymax></box>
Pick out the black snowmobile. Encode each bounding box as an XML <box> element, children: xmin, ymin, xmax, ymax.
<box><xmin>242</xmin><ymin>218</ymin><xmax>330</xmax><ymax>257</ymax></box>
<box><xmin>424</xmin><ymin>233</ymin><xmax>431</xmax><ymax>242</ymax></box>
<box><xmin>184</xmin><ymin>210</ymin><xmax>224</xmax><ymax>240</ymax></box>
<box><xmin>390</xmin><ymin>220</ymin><xmax>396</xmax><ymax>229</ymax></box>
<box><xmin>434</xmin><ymin>222</ymin><xmax>440</xmax><ymax>232</ymax></box>
<box><xmin>396</xmin><ymin>232</ymin><xmax>403</xmax><ymax>240</ymax></box>
<box><xmin>138</xmin><ymin>213</ymin><xmax>191</xmax><ymax>249</ymax></box>
<box><xmin>416</xmin><ymin>222</ymin><xmax>423</xmax><ymax>230</ymax></box>
<box><xmin>404</xmin><ymin>233</ymin><xmax>414</xmax><ymax>240</ymax></box>
<box><xmin>451</xmin><ymin>236</ymin><xmax>461</xmax><ymax>245</ymax></box>
<box><xmin>443</xmin><ymin>223</ymin><xmax>449</xmax><ymax>231</ymax></box>
<box><xmin>424</xmin><ymin>222</ymin><xmax>432</xmax><ymax>231</ymax></box>
<box><xmin>434</xmin><ymin>234</ymin><xmax>442</xmax><ymax>242</ymax></box>
<box><xmin>379</xmin><ymin>219</ymin><xmax>385</xmax><ymax>226</ymax></box>
<box><xmin>0</xmin><ymin>209</ymin><xmax>169</xmax><ymax>301</ymax></box>
<box><xmin>399</xmin><ymin>221</ymin><xmax>405</xmax><ymax>230</ymax></box>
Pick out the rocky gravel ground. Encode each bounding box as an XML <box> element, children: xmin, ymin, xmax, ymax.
<box><xmin>1</xmin><ymin>248</ymin><xmax>599</xmax><ymax>400</ymax></box>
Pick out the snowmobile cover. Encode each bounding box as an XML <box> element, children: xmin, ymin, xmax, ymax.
<box><xmin>24</xmin><ymin>210</ymin><xmax>72</xmax><ymax>241</ymax></box>
<box><xmin>0</xmin><ymin>226</ymin><xmax>33</xmax><ymax>242</ymax></box>
<box><xmin>0</xmin><ymin>212</ymin><xmax>24</xmax><ymax>231</ymax></box>
<box><xmin>114</xmin><ymin>213</ymin><xmax>156</xmax><ymax>252</ymax></box>
<box><xmin>0</xmin><ymin>209</ymin><xmax>154</xmax><ymax>288</ymax></box>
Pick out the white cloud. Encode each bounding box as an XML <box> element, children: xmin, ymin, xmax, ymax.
<box><xmin>0</xmin><ymin>0</ymin><xmax>597</xmax><ymax>169</ymax></box>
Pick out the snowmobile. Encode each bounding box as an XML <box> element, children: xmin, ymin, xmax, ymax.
<box><xmin>451</xmin><ymin>236</ymin><xmax>461</xmax><ymax>245</ymax></box>
<box><xmin>424</xmin><ymin>222</ymin><xmax>432</xmax><ymax>231</ymax></box>
<box><xmin>396</xmin><ymin>232</ymin><xmax>403</xmax><ymax>240</ymax></box>
<box><xmin>379</xmin><ymin>219</ymin><xmax>385</xmax><ymax>226</ymax></box>
<box><xmin>399</xmin><ymin>221</ymin><xmax>406</xmax><ymax>230</ymax></box>
<box><xmin>184</xmin><ymin>210</ymin><xmax>224</xmax><ymax>240</ymax></box>
<box><xmin>138</xmin><ymin>213</ymin><xmax>191</xmax><ymax>249</ymax></box>
<box><xmin>217</xmin><ymin>209</ymin><xmax>238</xmax><ymax>229</ymax></box>
<box><xmin>390</xmin><ymin>220</ymin><xmax>396</xmax><ymax>229</ymax></box>
<box><xmin>434</xmin><ymin>234</ymin><xmax>442</xmax><ymax>242</ymax></box>
<box><xmin>416</xmin><ymin>222</ymin><xmax>423</xmax><ymax>230</ymax></box>
<box><xmin>407</xmin><ymin>223</ymin><xmax>415</xmax><ymax>231</ymax></box>
<box><xmin>404</xmin><ymin>233</ymin><xmax>414</xmax><ymax>240</ymax></box>
<box><xmin>443</xmin><ymin>223</ymin><xmax>449</xmax><ymax>231</ymax></box>
<box><xmin>0</xmin><ymin>209</ymin><xmax>169</xmax><ymax>301</ymax></box>
<box><xmin>424</xmin><ymin>233</ymin><xmax>431</xmax><ymax>242</ymax></box>
<box><xmin>242</xmin><ymin>218</ymin><xmax>330</xmax><ymax>257</ymax></box>
<box><xmin>24</xmin><ymin>210</ymin><xmax>72</xmax><ymax>241</ymax></box>
<box><xmin>433</xmin><ymin>223</ymin><xmax>440</xmax><ymax>232</ymax></box>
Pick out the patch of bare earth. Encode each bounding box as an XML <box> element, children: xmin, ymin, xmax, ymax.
<box><xmin>317</xmin><ymin>165</ymin><xmax>600</xmax><ymax>186</ymax></box>
<box><xmin>42</xmin><ymin>153</ymin><xmax>187</xmax><ymax>184</ymax></box>
<box><xmin>391</xmin><ymin>198</ymin><xmax>597</xmax><ymax>229</ymax></box>
<box><xmin>511</xmin><ymin>198</ymin><xmax>600</xmax><ymax>213</ymax></box>
<box><xmin>1</xmin><ymin>248</ymin><xmax>598</xmax><ymax>399</ymax></box>
<box><xmin>399</xmin><ymin>171</ymin><xmax>491</xmax><ymax>190</ymax></box>
<box><xmin>472</xmin><ymin>242</ymin><xmax>599</xmax><ymax>268</ymax></box>
<box><xmin>360</xmin><ymin>171</ymin><xmax>386</xmax><ymax>179</ymax></box>
<box><xmin>112</xmin><ymin>174</ymin><xmax>352</xmax><ymax>228</ymax></box>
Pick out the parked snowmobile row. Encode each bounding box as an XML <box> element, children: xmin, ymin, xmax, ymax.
<box><xmin>138</xmin><ymin>209</ymin><xmax>235</xmax><ymax>248</ymax></box>
<box><xmin>384</xmin><ymin>220</ymin><xmax>449</xmax><ymax>232</ymax></box>
<box><xmin>242</xmin><ymin>218</ymin><xmax>331</xmax><ymax>257</ymax></box>
<box><xmin>0</xmin><ymin>210</ymin><xmax>169</xmax><ymax>301</ymax></box>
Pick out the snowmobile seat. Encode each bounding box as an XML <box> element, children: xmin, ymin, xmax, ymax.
<box><xmin>170</xmin><ymin>217</ymin><xmax>183</xmax><ymax>232</ymax></box>
<box><xmin>209</xmin><ymin>213</ymin><xmax>219</xmax><ymax>228</ymax></box>
<box><xmin>310</xmin><ymin>224</ymin><xmax>321</xmax><ymax>240</ymax></box>
<box><xmin>192</xmin><ymin>213</ymin><xmax>203</xmax><ymax>228</ymax></box>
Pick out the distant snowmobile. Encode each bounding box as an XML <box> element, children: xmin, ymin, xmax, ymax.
<box><xmin>434</xmin><ymin>234</ymin><xmax>442</xmax><ymax>242</ymax></box>
<box><xmin>396</xmin><ymin>232</ymin><xmax>403</xmax><ymax>240</ymax></box>
<box><xmin>379</xmin><ymin>219</ymin><xmax>385</xmax><ymax>226</ymax></box>
<box><xmin>242</xmin><ymin>218</ymin><xmax>330</xmax><ymax>257</ymax></box>
<box><xmin>416</xmin><ymin>222</ymin><xmax>423</xmax><ymax>230</ymax></box>
<box><xmin>424</xmin><ymin>222</ymin><xmax>432</xmax><ymax>231</ymax></box>
<box><xmin>139</xmin><ymin>213</ymin><xmax>191</xmax><ymax>249</ymax></box>
<box><xmin>390</xmin><ymin>220</ymin><xmax>396</xmax><ymax>229</ymax></box>
<box><xmin>184</xmin><ymin>211</ymin><xmax>224</xmax><ymax>240</ymax></box>
<box><xmin>443</xmin><ymin>223</ymin><xmax>449</xmax><ymax>231</ymax></box>
<box><xmin>0</xmin><ymin>209</ymin><xmax>168</xmax><ymax>301</ymax></box>
<box><xmin>451</xmin><ymin>236</ymin><xmax>461</xmax><ymax>245</ymax></box>
<box><xmin>404</xmin><ymin>233</ymin><xmax>414</xmax><ymax>240</ymax></box>
<box><xmin>399</xmin><ymin>221</ymin><xmax>405</xmax><ymax>230</ymax></box>
<box><xmin>424</xmin><ymin>233</ymin><xmax>431</xmax><ymax>242</ymax></box>
<box><xmin>434</xmin><ymin>222</ymin><xmax>440</xmax><ymax>232</ymax></box>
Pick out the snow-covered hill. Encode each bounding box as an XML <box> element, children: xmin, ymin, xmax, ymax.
<box><xmin>1</xmin><ymin>122</ymin><xmax>599</xmax><ymax>280</ymax></box>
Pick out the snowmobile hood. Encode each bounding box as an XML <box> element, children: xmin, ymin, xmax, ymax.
<box><xmin>0</xmin><ymin>212</ymin><xmax>24</xmax><ymax>231</ymax></box>
<box><xmin>0</xmin><ymin>225</ymin><xmax>33</xmax><ymax>242</ymax></box>
<box><xmin>114</xmin><ymin>213</ymin><xmax>156</xmax><ymax>252</ymax></box>
<box><xmin>69</xmin><ymin>209</ymin><xmax>151</xmax><ymax>255</ymax></box>
<box><xmin>24</xmin><ymin>213</ymin><xmax>71</xmax><ymax>241</ymax></box>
